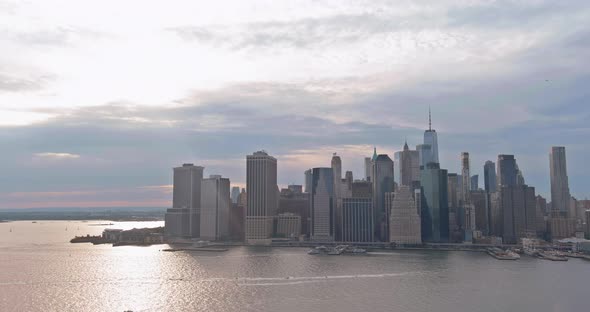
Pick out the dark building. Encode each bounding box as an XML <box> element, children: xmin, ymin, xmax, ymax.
<box><xmin>352</xmin><ymin>180</ymin><xmax>373</xmax><ymax>198</ymax></box>
<box><xmin>229</xmin><ymin>203</ymin><xmax>245</xmax><ymax>241</ymax></box>
<box><xmin>497</xmin><ymin>155</ymin><xmax>517</xmax><ymax>188</ymax></box>
<box><xmin>372</xmin><ymin>154</ymin><xmax>394</xmax><ymax>242</ymax></box>
<box><xmin>420</xmin><ymin>163</ymin><xmax>449</xmax><ymax>243</ymax></box>
<box><xmin>470</xmin><ymin>190</ymin><xmax>489</xmax><ymax>235</ymax></box>
<box><xmin>278</xmin><ymin>190</ymin><xmax>310</xmax><ymax>237</ymax></box>
<box><xmin>484</xmin><ymin>160</ymin><xmax>497</xmax><ymax>193</ymax></box>
<box><xmin>491</xmin><ymin>185</ymin><xmax>536</xmax><ymax>244</ymax></box>
<box><xmin>341</xmin><ymin>198</ymin><xmax>374</xmax><ymax>242</ymax></box>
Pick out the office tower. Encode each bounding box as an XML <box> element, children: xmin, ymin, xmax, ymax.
<box><xmin>389</xmin><ymin>186</ymin><xmax>422</xmax><ymax>244</ymax></box>
<box><xmin>276</xmin><ymin>213</ymin><xmax>302</xmax><ymax>238</ymax></box>
<box><xmin>373</xmin><ymin>154</ymin><xmax>394</xmax><ymax>242</ymax></box>
<box><xmin>238</xmin><ymin>188</ymin><xmax>247</xmax><ymax>206</ymax></box>
<box><xmin>310</xmin><ymin>167</ymin><xmax>335</xmax><ymax>241</ymax></box>
<box><xmin>229</xmin><ymin>202</ymin><xmax>245</xmax><ymax>241</ymax></box>
<box><xmin>550</xmin><ymin>147</ymin><xmax>571</xmax><ymax>215</ymax></box>
<box><xmin>288</xmin><ymin>184</ymin><xmax>303</xmax><ymax>194</ymax></box>
<box><xmin>461</xmin><ymin>153</ymin><xmax>475</xmax><ymax>242</ymax></box>
<box><xmin>470</xmin><ymin>190</ymin><xmax>489</xmax><ymax>235</ymax></box>
<box><xmin>492</xmin><ymin>185</ymin><xmax>537</xmax><ymax>244</ymax></box>
<box><xmin>245</xmin><ymin>151</ymin><xmax>277</xmax><ymax>245</ymax></box>
<box><xmin>420</xmin><ymin>163</ymin><xmax>449</xmax><ymax>243</ymax></box>
<box><xmin>585</xmin><ymin>210</ymin><xmax>590</xmax><ymax>239</ymax></box>
<box><xmin>352</xmin><ymin>180</ymin><xmax>373</xmax><ymax>198</ymax></box>
<box><xmin>364</xmin><ymin>157</ymin><xmax>372</xmax><ymax>181</ymax></box>
<box><xmin>497</xmin><ymin>155</ymin><xmax>517</xmax><ymax>188</ymax></box>
<box><xmin>395</xmin><ymin>141</ymin><xmax>420</xmax><ymax>187</ymax></box>
<box><xmin>535</xmin><ymin>195</ymin><xmax>547</xmax><ymax>236</ymax></box>
<box><xmin>200</xmin><ymin>175</ymin><xmax>230</xmax><ymax>241</ymax></box>
<box><xmin>231</xmin><ymin>186</ymin><xmax>240</xmax><ymax>204</ymax></box>
<box><xmin>417</xmin><ymin>144</ymin><xmax>433</xmax><ymax>168</ymax></box>
<box><xmin>341</xmin><ymin>198</ymin><xmax>374</xmax><ymax>242</ymax></box>
<box><xmin>447</xmin><ymin>173</ymin><xmax>460</xmax><ymax>237</ymax></box>
<box><xmin>424</xmin><ymin>108</ymin><xmax>439</xmax><ymax>164</ymax></box>
<box><xmin>278</xmin><ymin>189</ymin><xmax>309</xmax><ymax>237</ymax></box>
<box><xmin>484</xmin><ymin>161</ymin><xmax>497</xmax><ymax>193</ymax></box>
<box><xmin>471</xmin><ymin>175</ymin><xmax>479</xmax><ymax>191</ymax></box>
<box><xmin>165</xmin><ymin>164</ymin><xmax>204</xmax><ymax>238</ymax></box>
<box><xmin>304</xmin><ymin>169</ymin><xmax>313</xmax><ymax>193</ymax></box>
<box><xmin>331</xmin><ymin>153</ymin><xmax>343</xmax><ymax>240</ymax></box>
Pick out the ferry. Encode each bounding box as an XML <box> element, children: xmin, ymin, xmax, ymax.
<box><xmin>537</xmin><ymin>250</ymin><xmax>568</xmax><ymax>261</ymax></box>
<box><xmin>487</xmin><ymin>247</ymin><xmax>520</xmax><ymax>260</ymax></box>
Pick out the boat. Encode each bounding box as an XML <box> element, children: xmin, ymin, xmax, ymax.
<box><xmin>344</xmin><ymin>246</ymin><xmax>367</xmax><ymax>254</ymax></box>
<box><xmin>537</xmin><ymin>251</ymin><xmax>568</xmax><ymax>261</ymax></box>
<box><xmin>487</xmin><ymin>247</ymin><xmax>520</xmax><ymax>260</ymax></box>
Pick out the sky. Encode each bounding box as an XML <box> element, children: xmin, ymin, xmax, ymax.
<box><xmin>1</xmin><ymin>0</ymin><xmax>590</xmax><ymax>209</ymax></box>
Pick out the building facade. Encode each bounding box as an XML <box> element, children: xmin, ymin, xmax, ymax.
<box><xmin>420</xmin><ymin>163</ymin><xmax>449</xmax><ymax>243</ymax></box>
<box><xmin>341</xmin><ymin>198</ymin><xmax>374</xmax><ymax>243</ymax></box>
<box><xmin>246</xmin><ymin>151</ymin><xmax>277</xmax><ymax>245</ymax></box>
<box><xmin>373</xmin><ymin>154</ymin><xmax>394</xmax><ymax>242</ymax></box>
<box><xmin>200</xmin><ymin>175</ymin><xmax>231</xmax><ymax>241</ymax></box>
<box><xmin>497</xmin><ymin>155</ymin><xmax>517</xmax><ymax>188</ymax></box>
<box><xmin>390</xmin><ymin>186</ymin><xmax>422</xmax><ymax>245</ymax></box>
<box><xmin>310</xmin><ymin>167</ymin><xmax>335</xmax><ymax>241</ymax></box>
<box><xmin>165</xmin><ymin>164</ymin><xmax>204</xmax><ymax>238</ymax></box>
<box><xmin>484</xmin><ymin>160</ymin><xmax>497</xmax><ymax>193</ymax></box>
<box><xmin>550</xmin><ymin>146</ymin><xmax>571</xmax><ymax>216</ymax></box>
<box><xmin>276</xmin><ymin>213</ymin><xmax>302</xmax><ymax>238</ymax></box>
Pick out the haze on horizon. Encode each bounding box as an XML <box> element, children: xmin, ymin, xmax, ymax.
<box><xmin>1</xmin><ymin>0</ymin><xmax>590</xmax><ymax>209</ymax></box>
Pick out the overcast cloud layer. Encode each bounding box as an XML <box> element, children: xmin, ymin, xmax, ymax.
<box><xmin>1</xmin><ymin>0</ymin><xmax>590</xmax><ymax>208</ymax></box>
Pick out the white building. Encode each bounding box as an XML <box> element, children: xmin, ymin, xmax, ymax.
<box><xmin>246</xmin><ymin>151</ymin><xmax>277</xmax><ymax>245</ymax></box>
<box><xmin>200</xmin><ymin>175</ymin><xmax>231</xmax><ymax>241</ymax></box>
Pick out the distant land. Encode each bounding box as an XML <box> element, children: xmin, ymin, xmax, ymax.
<box><xmin>0</xmin><ymin>207</ymin><xmax>165</xmax><ymax>221</ymax></box>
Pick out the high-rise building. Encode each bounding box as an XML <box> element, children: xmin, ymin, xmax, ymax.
<box><xmin>420</xmin><ymin>163</ymin><xmax>449</xmax><ymax>243</ymax></box>
<box><xmin>165</xmin><ymin>164</ymin><xmax>204</xmax><ymax>238</ymax></box>
<box><xmin>352</xmin><ymin>180</ymin><xmax>373</xmax><ymax>198</ymax></box>
<box><xmin>373</xmin><ymin>154</ymin><xmax>394</xmax><ymax>242</ymax></box>
<box><xmin>491</xmin><ymin>185</ymin><xmax>537</xmax><ymax>244</ymax></box>
<box><xmin>461</xmin><ymin>153</ymin><xmax>471</xmax><ymax>204</ymax></box>
<box><xmin>310</xmin><ymin>167</ymin><xmax>335</xmax><ymax>241</ymax></box>
<box><xmin>585</xmin><ymin>210</ymin><xmax>590</xmax><ymax>239</ymax></box>
<box><xmin>550</xmin><ymin>146</ymin><xmax>571</xmax><ymax>216</ymax></box>
<box><xmin>245</xmin><ymin>151</ymin><xmax>277</xmax><ymax>245</ymax></box>
<box><xmin>447</xmin><ymin>173</ymin><xmax>460</xmax><ymax>236</ymax></box>
<box><xmin>278</xmin><ymin>189</ymin><xmax>309</xmax><ymax>237</ymax></box>
<box><xmin>304</xmin><ymin>169</ymin><xmax>312</xmax><ymax>193</ymax></box>
<box><xmin>390</xmin><ymin>186</ymin><xmax>422</xmax><ymax>245</ymax></box>
<box><xmin>364</xmin><ymin>157</ymin><xmax>372</xmax><ymax>181</ymax></box>
<box><xmin>395</xmin><ymin>141</ymin><xmax>420</xmax><ymax>187</ymax></box>
<box><xmin>231</xmin><ymin>186</ymin><xmax>241</xmax><ymax>204</ymax></box>
<box><xmin>461</xmin><ymin>153</ymin><xmax>475</xmax><ymax>242</ymax></box>
<box><xmin>470</xmin><ymin>190</ymin><xmax>489</xmax><ymax>235</ymax></box>
<box><xmin>484</xmin><ymin>161</ymin><xmax>497</xmax><ymax>193</ymax></box>
<box><xmin>341</xmin><ymin>198</ymin><xmax>374</xmax><ymax>242</ymax></box>
<box><xmin>416</xmin><ymin>144</ymin><xmax>433</xmax><ymax>168</ymax></box>
<box><xmin>200</xmin><ymin>175</ymin><xmax>230</xmax><ymax>241</ymax></box>
<box><xmin>424</xmin><ymin>108</ymin><xmax>439</xmax><ymax>165</ymax></box>
<box><xmin>497</xmin><ymin>155</ymin><xmax>517</xmax><ymax>188</ymax></box>
<box><xmin>471</xmin><ymin>175</ymin><xmax>479</xmax><ymax>191</ymax></box>
<box><xmin>331</xmin><ymin>153</ymin><xmax>343</xmax><ymax>241</ymax></box>
<box><xmin>535</xmin><ymin>195</ymin><xmax>547</xmax><ymax>236</ymax></box>
<box><xmin>276</xmin><ymin>213</ymin><xmax>301</xmax><ymax>239</ymax></box>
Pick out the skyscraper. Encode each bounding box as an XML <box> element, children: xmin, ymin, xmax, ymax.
<box><xmin>483</xmin><ymin>161</ymin><xmax>497</xmax><ymax>193</ymax></box>
<box><xmin>331</xmin><ymin>153</ymin><xmax>343</xmax><ymax>240</ymax></box>
<box><xmin>245</xmin><ymin>151</ymin><xmax>277</xmax><ymax>245</ymax></box>
<box><xmin>304</xmin><ymin>169</ymin><xmax>312</xmax><ymax>193</ymax></box>
<box><xmin>310</xmin><ymin>167</ymin><xmax>335</xmax><ymax>241</ymax></box>
<box><xmin>416</xmin><ymin>144</ymin><xmax>433</xmax><ymax>168</ymax></box>
<box><xmin>491</xmin><ymin>185</ymin><xmax>537</xmax><ymax>244</ymax></box>
<box><xmin>461</xmin><ymin>153</ymin><xmax>471</xmax><ymax>204</ymax></box>
<box><xmin>423</xmin><ymin>108</ymin><xmax>439</xmax><ymax>165</ymax></box>
<box><xmin>200</xmin><ymin>175</ymin><xmax>230</xmax><ymax>241</ymax></box>
<box><xmin>550</xmin><ymin>146</ymin><xmax>571</xmax><ymax>215</ymax></box>
<box><xmin>395</xmin><ymin>141</ymin><xmax>420</xmax><ymax>187</ymax></box>
<box><xmin>420</xmin><ymin>162</ymin><xmax>449</xmax><ymax>243</ymax></box>
<box><xmin>389</xmin><ymin>186</ymin><xmax>422</xmax><ymax>245</ymax></box>
<box><xmin>364</xmin><ymin>157</ymin><xmax>372</xmax><ymax>181</ymax></box>
<box><xmin>497</xmin><ymin>155</ymin><xmax>517</xmax><ymax>188</ymax></box>
<box><xmin>165</xmin><ymin>164</ymin><xmax>204</xmax><ymax>238</ymax></box>
<box><xmin>341</xmin><ymin>198</ymin><xmax>373</xmax><ymax>243</ymax></box>
<box><xmin>470</xmin><ymin>175</ymin><xmax>479</xmax><ymax>191</ymax></box>
<box><xmin>373</xmin><ymin>154</ymin><xmax>394</xmax><ymax>242</ymax></box>
<box><xmin>231</xmin><ymin>186</ymin><xmax>240</xmax><ymax>204</ymax></box>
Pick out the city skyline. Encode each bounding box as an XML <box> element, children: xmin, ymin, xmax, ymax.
<box><xmin>2</xmin><ymin>1</ymin><xmax>590</xmax><ymax>208</ymax></box>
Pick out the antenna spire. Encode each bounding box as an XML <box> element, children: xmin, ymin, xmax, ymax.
<box><xmin>428</xmin><ymin>106</ymin><xmax>432</xmax><ymax>131</ymax></box>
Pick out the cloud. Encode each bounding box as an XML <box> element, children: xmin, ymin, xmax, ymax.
<box><xmin>34</xmin><ymin>152</ymin><xmax>81</xmax><ymax>160</ymax></box>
